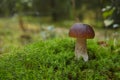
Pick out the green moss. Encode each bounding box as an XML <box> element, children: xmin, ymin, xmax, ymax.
<box><xmin>0</xmin><ymin>38</ymin><xmax>120</xmax><ymax>80</ymax></box>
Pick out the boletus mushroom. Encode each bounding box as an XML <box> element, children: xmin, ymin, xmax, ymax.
<box><xmin>69</xmin><ymin>23</ymin><xmax>95</xmax><ymax>61</ymax></box>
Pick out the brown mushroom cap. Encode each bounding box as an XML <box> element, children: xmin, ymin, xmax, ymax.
<box><xmin>69</xmin><ymin>23</ymin><xmax>95</xmax><ymax>39</ymax></box>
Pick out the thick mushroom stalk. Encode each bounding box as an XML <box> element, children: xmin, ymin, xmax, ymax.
<box><xmin>75</xmin><ymin>38</ymin><xmax>88</xmax><ymax>61</ymax></box>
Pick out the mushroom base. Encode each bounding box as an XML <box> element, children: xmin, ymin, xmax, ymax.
<box><xmin>75</xmin><ymin>38</ymin><xmax>88</xmax><ymax>61</ymax></box>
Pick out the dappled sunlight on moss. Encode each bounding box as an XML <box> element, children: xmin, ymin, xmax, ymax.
<box><xmin>0</xmin><ymin>38</ymin><xmax>120</xmax><ymax>79</ymax></box>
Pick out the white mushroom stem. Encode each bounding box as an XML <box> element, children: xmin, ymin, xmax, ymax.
<box><xmin>75</xmin><ymin>38</ymin><xmax>88</xmax><ymax>61</ymax></box>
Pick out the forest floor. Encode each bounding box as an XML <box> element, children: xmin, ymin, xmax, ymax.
<box><xmin>0</xmin><ymin>17</ymin><xmax>120</xmax><ymax>80</ymax></box>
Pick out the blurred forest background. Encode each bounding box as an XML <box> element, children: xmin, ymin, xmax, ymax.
<box><xmin>0</xmin><ymin>0</ymin><xmax>120</xmax><ymax>54</ymax></box>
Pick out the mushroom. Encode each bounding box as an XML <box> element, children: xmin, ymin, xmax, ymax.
<box><xmin>69</xmin><ymin>23</ymin><xmax>95</xmax><ymax>61</ymax></box>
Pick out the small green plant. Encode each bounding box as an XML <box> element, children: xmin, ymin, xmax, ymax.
<box><xmin>0</xmin><ymin>38</ymin><xmax>120</xmax><ymax>80</ymax></box>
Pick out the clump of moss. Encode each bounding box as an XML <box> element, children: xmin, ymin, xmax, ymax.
<box><xmin>0</xmin><ymin>38</ymin><xmax>120</xmax><ymax>80</ymax></box>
